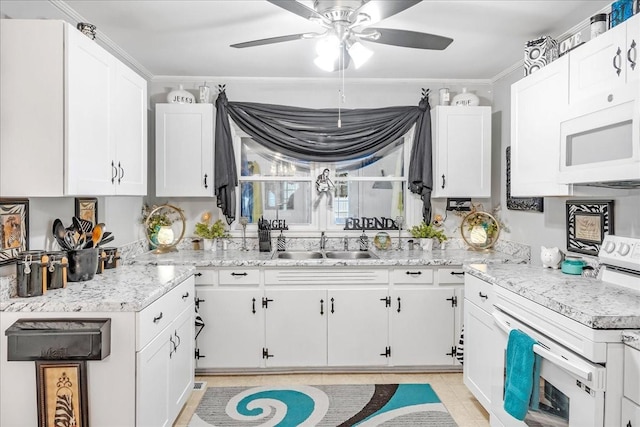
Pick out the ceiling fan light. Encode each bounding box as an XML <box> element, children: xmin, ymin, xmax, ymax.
<box><xmin>315</xmin><ymin>35</ymin><xmax>340</xmax><ymax>59</ymax></box>
<box><xmin>347</xmin><ymin>41</ymin><xmax>373</xmax><ymax>68</ymax></box>
<box><xmin>314</xmin><ymin>54</ymin><xmax>338</xmax><ymax>72</ymax></box>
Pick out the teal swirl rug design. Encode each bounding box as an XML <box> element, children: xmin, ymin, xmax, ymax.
<box><xmin>189</xmin><ymin>383</ymin><xmax>458</xmax><ymax>426</ymax></box>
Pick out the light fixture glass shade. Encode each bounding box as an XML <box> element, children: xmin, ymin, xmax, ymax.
<box><xmin>347</xmin><ymin>41</ymin><xmax>373</xmax><ymax>69</ymax></box>
<box><xmin>315</xmin><ymin>35</ymin><xmax>340</xmax><ymax>59</ymax></box>
<box><xmin>314</xmin><ymin>54</ymin><xmax>338</xmax><ymax>72</ymax></box>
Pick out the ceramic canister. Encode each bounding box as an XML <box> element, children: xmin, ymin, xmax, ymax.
<box><xmin>16</xmin><ymin>251</ymin><xmax>47</xmax><ymax>297</ymax></box>
<box><xmin>67</xmin><ymin>248</ymin><xmax>99</xmax><ymax>282</ymax></box>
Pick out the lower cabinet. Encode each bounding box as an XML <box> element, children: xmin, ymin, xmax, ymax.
<box><xmin>623</xmin><ymin>344</ymin><xmax>640</xmax><ymax>427</ymax></box>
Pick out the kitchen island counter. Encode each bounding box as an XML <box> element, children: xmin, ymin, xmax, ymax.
<box><xmin>0</xmin><ymin>264</ymin><xmax>195</xmax><ymax>312</ymax></box>
<box><xmin>464</xmin><ymin>263</ymin><xmax>640</xmax><ymax>329</ymax></box>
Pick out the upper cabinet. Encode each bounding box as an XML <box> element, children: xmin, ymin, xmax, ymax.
<box><xmin>431</xmin><ymin>106</ymin><xmax>492</xmax><ymax>198</ymax></box>
<box><xmin>155</xmin><ymin>104</ymin><xmax>214</xmax><ymax>197</ymax></box>
<box><xmin>0</xmin><ymin>20</ymin><xmax>147</xmax><ymax>197</ymax></box>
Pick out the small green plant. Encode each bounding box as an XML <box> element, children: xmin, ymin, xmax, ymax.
<box><xmin>194</xmin><ymin>219</ymin><xmax>230</xmax><ymax>240</ymax></box>
<box><xmin>141</xmin><ymin>204</ymin><xmax>183</xmax><ymax>236</ymax></box>
<box><xmin>409</xmin><ymin>221</ymin><xmax>448</xmax><ymax>243</ymax></box>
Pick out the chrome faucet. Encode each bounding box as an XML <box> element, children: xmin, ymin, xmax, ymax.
<box><xmin>320</xmin><ymin>231</ymin><xmax>327</xmax><ymax>250</ymax></box>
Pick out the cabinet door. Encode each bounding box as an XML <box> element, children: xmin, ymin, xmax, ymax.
<box><xmin>463</xmin><ymin>300</ymin><xmax>495</xmax><ymax>411</ymax></box>
<box><xmin>390</xmin><ymin>288</ymin><xmax>456</xmax><ymax>366</ymax></box>
<box><xmin>431</xmin><ymin>106</ymin><xmax>491</xmax><ymax>198</ymax></box>
<box><xmin>511</xmin><ymin>54</ymin><xmax>572</xmax><ymax>196</ymax></box>
<box><xmin>136</xmin><ymin>327</ymin><xmax>171</xmax><ymax>427</ymax></box>
<box><xmin>622</xmin><ymin>397</ymin><xmax>640</xmax><ymax>427</ymax></box>
<box><xmin>328</xmin><ymin>288</ymin><xmax>389</xmax><ymax>366</ymax></box>
<box><xmin>156</xmin><ymin>104</ymin><xmax>214</xmax><ymax>197</ymax></box>
<box><xmin>195</xmin><ymin>288</ymin><xmax>263</xmax><ymax>369</ymax></box>
<box><xmin>569</xmin><ymin>17</ymin><xmax>632</xmax><ymax>105</ymax></box>
<box><xmin>66</xmin><ymin>25</ymin><xmax>115</xmax><ymax>196</ymax></box>
<box><xmin>113</xmin><ymin>61</ymin><xmax>147</xmax><ymax>195</ymax></box>
<box><xmin>264</xmin><ymin>289</ymin><xmax>327</xmax><ymax>367</ymax></box>
<box><xmin>168</xmin><ymin>306</ymin><xmax>195</xmax><ymax>422</ymax></box>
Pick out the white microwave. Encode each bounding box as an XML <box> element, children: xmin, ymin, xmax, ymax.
<box><xmin>558</xmin><ymin>82</ymin><xmax>640</xmax><ymax>188</ymax></box>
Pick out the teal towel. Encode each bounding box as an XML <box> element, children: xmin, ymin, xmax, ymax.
<box><xmin>504</xmin><ymin>329</ymin><xmax>538</xmax><ymax>420</ymax></box>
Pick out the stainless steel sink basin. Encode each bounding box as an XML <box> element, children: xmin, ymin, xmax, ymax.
<box><xmin>324</xmin><ymin>251</ymin><xmax>378</xmax><ymax>259</ymax></box>
<box><xmin>273</xmin><ymin>251</ymin><xmax>324</xmax><ymax>260</ymax></box>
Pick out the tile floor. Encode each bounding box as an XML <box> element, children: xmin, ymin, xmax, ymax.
<box><xmin>173</xmin><ymin>372</ymin><xmax>489</xmax><ymax>427</ymax></box>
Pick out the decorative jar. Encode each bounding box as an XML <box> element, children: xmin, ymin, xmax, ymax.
<box><xmin>167</xmin><ymin>84</ymin><xmax>195</xmax><ymax>104</ymax></box>
<box><xmin>452</xmin><ymin>88</ymin><xmax>480</xmax><ymax>106</ymax></box>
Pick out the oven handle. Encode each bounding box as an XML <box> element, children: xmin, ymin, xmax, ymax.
<box><xmin>492</xmin><ymin>310</ymin><xmax>593</xmax><ymax>383</ymax></box>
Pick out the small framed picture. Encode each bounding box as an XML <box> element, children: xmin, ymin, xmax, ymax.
<box><xmin>0</xmin><ymin>199</ymin><xmax>29</xmax><ymax>265</ymax></box>
<box><xmin>36</xmin><ymin>360</ymin><xmax>89</xmax><ymax>427</ymax></box>
<box><xmin>566</xmin><ymin>200</ymin><xmax>614</xmax><ymax>256</ymax></box>
<box><xmin>446</xmin><ymin>198</ymin><xmax>471</xmax><ymax>211</ymax></box>
<box><xmin>75</xmin><ymin>197</ymin><xmax>98</xmax><ymax>226</ymax></box>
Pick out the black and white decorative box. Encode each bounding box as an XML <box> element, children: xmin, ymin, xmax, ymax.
<box><xmin>524</xmin><ymin>36</ymin><xmax>558</xmax><ymax>76</ymax></box>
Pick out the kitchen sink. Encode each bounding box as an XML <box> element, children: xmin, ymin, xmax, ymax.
<box><xmin>324</xmin><ymin>251</ymin><xmax>378</xmax><ymax>259</ymax></box>
<box><xmin>272</xmin><ymin>251</ymin><xmax>324</xmax><ymax>259</ymax></box>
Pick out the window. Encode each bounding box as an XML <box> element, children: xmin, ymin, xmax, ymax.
<box><xmin>235</xmin><ymin>129</ymin><xmax>416</xmax><ymax>232</ymax></box>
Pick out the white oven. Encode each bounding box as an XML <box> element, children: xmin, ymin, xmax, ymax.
<box><xmin>492</xmin><ymin>308</ymin><xmax>606</xmax><ymax>427</ymax></box>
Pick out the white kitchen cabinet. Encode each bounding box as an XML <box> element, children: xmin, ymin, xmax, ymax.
<box><xmin>328</xmin><ymin>288</ymin><xmax>390</xmax><ymax>366</ymax></box>
<box><xmin>569</xmin><ymin>13</ymin><xmax>639</xmax><ymax>105</ymax></box>
<box><xmin>511</xmin><ymin>54</ymin><xmax>573</xmax><ymax>197</ymax></box>
<box><xmin>0</xmin><ymin>19</ymin><xmax>147</xmax><ymax>197</ymax></box>
<box><xmin>463</xmin><ymin>274</ymin><xmax>496</xmax><ymax>411</ymax></box>
<box><xmin>623</xmin><ymin>344</ymin><xmax>640</xmax><ymax>427</ymax></box>
<box><xmin>622</xmin><ymin>398</ymin><xmax>640</xmax><ymax>427</ymax></box>
<box><xmin>156</xmin><ymin>104</ymin><xmax>214</xmax><ymax>197</ymax></box>
<box><xmin>136</xmin><ymin>277</ymin><xmax>195</xmax><ymax>427</ymax></box>
<box><xmin>194</xmin><ymin>287</ymin><xmax>264</xmax><ymax>369</ymax></box>
<box><xmin>390</xmin><ymin>288</ymin><xmax>456</xmax><ymax>366</ymax></box>
<box><xmin>264</xmin><ymin>288</ymin><xmax>327</xmax><ymax>367</ymax></box>
<box><xmin>431</xmin><ymin>106</ymin><xmax>492</xmax><ymax>198</ymax></box>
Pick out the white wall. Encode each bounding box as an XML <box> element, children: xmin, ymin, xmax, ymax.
<box><xmin>492</xmin><ymin>68</ymin><xmax>640</xmax><ymax>265</ymax></box>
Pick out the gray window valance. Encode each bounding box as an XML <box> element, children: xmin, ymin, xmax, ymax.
<box><xmin>214</xmin><ymin>90</ymin><xmax>432</xmax><ymax>225</ymax></box>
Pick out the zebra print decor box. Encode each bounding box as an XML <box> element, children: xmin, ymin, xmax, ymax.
<box><xmin>524</xmin><ymin>36</ymin><xmax>559</xmax><ymax>76</ymax></box>
<box><xmin>566</xmin><ymin>200</ymin><xmax>614</xmax><ymax>256</ymax></box>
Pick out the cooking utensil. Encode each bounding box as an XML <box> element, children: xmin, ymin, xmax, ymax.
<box><xmin>78</xmin><ymin>218</ymin><xmax>94</xmax><ymax>234</ymax></box>
<box><xmin>98</xmin><ymin>235</ymin><xmax>114</xmax><ymax>246</ymax></box>
<box><xmin>91</xmin><ymin>223</ymin><xmax>104</xmax><ymax>247</ymax></box>
<box><xmin>52</xmin><ymin>219</ymin><xmax>68</xmax><ymax>249</ymax></box>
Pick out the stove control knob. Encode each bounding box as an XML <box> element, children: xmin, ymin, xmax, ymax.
<box><xmin>602</xmin><ymin>241</ymin><xmax>616</xmax><ymax>253</ymax></box>
<box><xmin>618</xmin><ymin>243</ymin><xmax>631</xmax><ymax>256</ymax></box>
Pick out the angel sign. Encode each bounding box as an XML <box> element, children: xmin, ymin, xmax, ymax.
<box><xmin>314</xmin><ymin>168</ymin><xmax>335</xmax><ymax>209</ymax></box>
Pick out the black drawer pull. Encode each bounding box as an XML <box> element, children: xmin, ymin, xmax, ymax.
<box><xmin>478</xmin><ymin>292</ymin><xmax>489</xmax><ymax>300</ymax></box>
<box><xmin>397</xmin><ymin>297</ymin><xmax>401</xmax><ymax>313</ymax></box>
<box><xmin>252</xmin><ymin>298</ymin><xmax>256</xmax><ymax>314</ymax></box>
<box><xmin>320</xmin><ymin>299</ymin><xmax>324</xmax><ymax>315</ymax></box>
<box><xmin>405</xmin><ymin>271</ymin><xmax>422</xmax><ymax>275</ymax></box>
<box><xmin>182</xmin><ymin>292</ymin><xmax>189</xmax><ymax>300</ymax></box>
<box><xmin>195</xmin><ymin>272</ymin><xmax>203</xmax><ymax>277</ymax></box>
<box><xmin>153</xmin><ymin>312</ymin><xmax>163</xmax><ymax>323</ymax></box>
<box><xmin>450</xmin><ymin>271</ymin><xmax>465</xmax><ymax>276</ymax></box>
<box><xmin>231</xmin><ymin>272</ymin><xmax>248</xmax><ymax>276</ymax></box>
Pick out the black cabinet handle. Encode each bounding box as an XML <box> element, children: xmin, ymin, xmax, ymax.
<box><xmin>182</xmin><ymin>292</ymin><xmax>189</xmax><ymax>300</ymax></box>
<box><xmin>614</xmin><ymin>47</ymin><xmax>622</xmax><ymax>76</ymax></box>
<box><xmin>441</xmin><ymin>174</ymin><xmax>446</xmax><ymax>189</ymax></box>
<box><xmin>169</xmin><ymin>335</ymin><xmax>176</xmax><ymax>358</ymax></box>
<box><xmin>626</xmin><ymin>420</ymin><xmax>632</xmax><ymax>427</ymax></box>
<box><xmin>397</xmin><ymin>297</ymin><xmax>401</xmax><ymax>313</ymax></box>
<box><xmin>405</xmin><ymin>271</ymin><xmax>422</xmax><ymax>275</ymax></box>
<box><xmin>153</xmin><ymin>312</ymin><xmax>163</xmax><ymax>323</ymax></box>
<box><xmin>478</xmin><ymin>292</ymin><xmax>489</xmax><ymax>300</ymax></box>
<box><xmin>174</xmin><ymin>330</ymin><xmax>181</xmax><ymax>349</ymax></box>
<box><xmin>111</xmin><ymin>161</ymin><xmax>117</xmax><ymax>184</ymax></box>
<box><xmin>450</xmin><ymin>271</ymin><xmax>465</xmax><ymax>276</ymax></box>
<box><xmin>252</xmin><ymin>297</ymin><xmax>256</xmax><ymax>314</ymax></box>
<box><xmin>629</xmin><ymin>39</ymin><xmax>637</xmax><ymax>70</ymax></box>
<box><xmin>320</xmin><ymin>299</ymin><xmax>324</xmax><ymax>315</ymax></box>
<box><xmin>330</xmin><ymin>297</ymin><xmax>335</xmax><ymax>314</ymax></box>
<box><xmin>119</xmin><ymin>163</ymin><xmax>125</xmax><ymax>182</ymax></box>
<box><xmin>204</xmin><ymin>173</ymin><xmax>208</xmax><ymax>189</ymax></box>
<box><xmin>195</xmin><ymin>272</ymin><xmax>202</xmax><ymax>277</ymax></box>
<box><xmin>231</xmin><ymin>272</ymin><xmax>248</xmax><ymax>276</ymax></box>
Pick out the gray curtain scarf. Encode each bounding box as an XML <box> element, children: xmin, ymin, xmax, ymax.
<box><xmin>214</xmin><ymin>90</ymin><xmax>432</xmax><ymax>225</ymax></box>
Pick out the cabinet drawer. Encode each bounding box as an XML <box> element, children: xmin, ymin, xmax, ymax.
<box><xmin>625</xmin><ymin>345</ymin><xmax>640</xmax><ymax>405</ymax></box>
<box><xmin>137</xmin><ymin>277</ymin><xmax>195</xmax><ymax>350</ymax></box>
<box><xmin>391</xmin><ymin>268</ymin><xmax>433</xmax><ymax>284</ymax></box>
<box><xmin>437</xmin><ymin>267</ymin><xmax>465</xmax><ymax>284</ymax></box>
<box><xmin>194</xmin><ymin>268</ymin><xmax>216</xmax><ymax>285</ymax></box>
<box><xmin>464</xmin><ymin>274</ymin><xmax>494</xmax><ymax>313</ymax></box>
<box><xmin>219</xmin><ymin>268</ymin><xmax>259</xmax><ymax>285</ymax></box>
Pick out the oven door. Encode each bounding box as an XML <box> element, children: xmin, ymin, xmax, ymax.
<box><xmin>491</xmin><ymin>309</ymin><xmax>606</xmax><ymax>427</ymax></box>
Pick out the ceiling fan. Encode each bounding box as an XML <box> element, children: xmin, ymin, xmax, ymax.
<box><xmin>231</xmin><ymin>0</ymin><xmax>453</xmax><ymax>71</ymax></box>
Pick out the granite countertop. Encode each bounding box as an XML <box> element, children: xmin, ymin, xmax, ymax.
<box><xmin>0</xmin><ymin>264</ymin><xmax>195</xmax><ymax>313</ymax></box>
<box><xmin>129</xmin><ymin>248</ymin><xmax>529</xmax><ymax>267</ymax></box>
<box><xmin>623</xmin><ymin>331</ymin><xmax>640</xmax><ymax>351</ymax></box>
<box><xmin>464</xmin><ymin>263</ymin><xmax>640</xmax><ymax>330</ymax></box>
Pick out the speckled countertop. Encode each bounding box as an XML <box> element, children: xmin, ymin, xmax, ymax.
<box><xmin>464</xmin><ymin>263</ymin><xmax>640</xmax><ymax>330</ymax></box>
<box><xmin>129</xmin><ymin>248</ymin><xmax>529</xmax><ymax>267</ymax></box>
<box><xmin>623</xmin><ymin>331</ymin><xmax>640</xmax><ymax>351</ymax></box>
<box><xmin>0</xmin><ymin>265</ymin><xmax>195</xmax><ymax>313</ymax></box>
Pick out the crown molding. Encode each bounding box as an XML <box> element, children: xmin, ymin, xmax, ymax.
<box><xmin>152</xmin><ymin>75</ymin><xmax>494</xmax><ymax>86</ymax></box>
<box><xmin>49</xmin><ymin>0</ymin><xmax>153</xmax><ymax>80</ymax></box>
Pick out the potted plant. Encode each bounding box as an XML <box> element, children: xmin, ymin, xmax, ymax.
<box><xmin>409</xmin><ymin>221</ymin><xmax>448</xmax><ymax>251</ymax></box>
<box><xmin>194</xmin><ymin>219</ymin><xmax>230</xmax><ymax>251</ymax></box>
<box><xmin>141</xmin><ymin>204</ymin><xmax>183</xmax><ymax>249</ymax></box>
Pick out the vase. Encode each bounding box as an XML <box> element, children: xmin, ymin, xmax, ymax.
<box><xmin>149</xmin><ymin>225</ymin><xmax>160</xmax><ymax>250</ymax></box>
<box><xmin>419</xmin><ymin>238</ymin><xmax>434</xmax><ymax>251</ymax></box>
<box><xmin>452</xmin><ymin>88</ymin><xmax>480</xmax><ymax>106</ymax></box>
<box><xmin>203</xmin><ymin>238</ymin><xmax>216</xmax><ymax>251</ymax></box>
<box><xmin>167</xmin><ymin>84</ymin><xmax>195</xmax><ymax>104</ymax></box>
<box><xmin>156</xmin><ymin>225</ymin><xmax>174</xmax><ymax>245</ymax></box>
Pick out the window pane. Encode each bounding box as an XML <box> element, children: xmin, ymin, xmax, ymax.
<box><xmin>332</xmin><ymin>181</ymin><xmax>404</xmax><ymax>226</ymax></box>
<box><xmin>241</xmin><ymin>138</ymin><xmax>310</xmax><ymax>177</ymax></box>
<box><xmin>241</xmin><ymin>181</ymin><xmax>311</xmax><ymax>224</ymax></box>
<box><xmin>335</xmin><ymin>139</ymin><xmax>404</xmax><ymax>178</ymax></box>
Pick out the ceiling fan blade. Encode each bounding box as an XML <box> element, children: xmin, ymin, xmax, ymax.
<box><xmin>266</xmin><ymin>0</ymin><xmax>329</xmax><ymax>23</ymax></box>
<box><xmin>354</xmin><ymin>0</ymin><xmax>422</xmax><ymax>25</ymax></box>
<box><xmin>367</xmin><ymin>28</ymin><xmax>453</xmax><ymax>50</ymax></box>
<box><xmin>231</xmin><ymin>33</ymin><xmax>307</xmax><ymax>48</ymax></box>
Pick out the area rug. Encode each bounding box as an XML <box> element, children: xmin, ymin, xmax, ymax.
<box><xmin>188</xmin><ymin>383</ymin><xmax>458</xmax><ymax>426</ymax></box>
